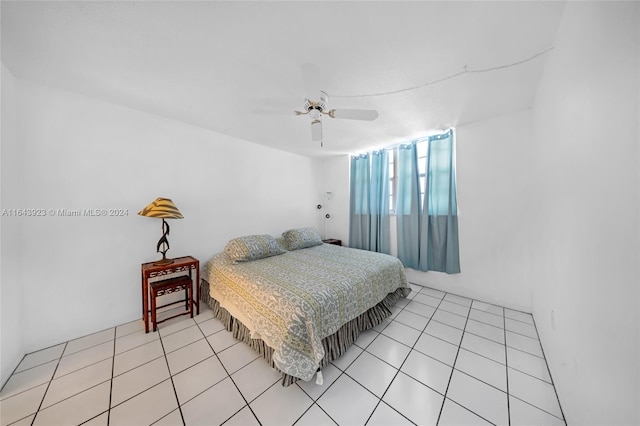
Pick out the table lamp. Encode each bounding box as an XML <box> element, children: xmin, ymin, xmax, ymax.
<box><xmin>138</xmin><ymin>197</ymin><xmax>184</xmax><ymax>265</ymax></box>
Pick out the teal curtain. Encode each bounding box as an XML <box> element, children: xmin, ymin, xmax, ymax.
<box><xmin>396</xmin><ymin>143</ymin><xmax>421</xmax><ymax>268</ymax></box>
<box><xmin>349</xmin><ymin>150</ymin><xmax>390</xmax><ymax>254</ymax></box>
<box><xmin>349</xmin><ymin>154</ymin><xmax>371</xmax><ymax>249</ymax></box>
<box><xmin>397</xmin><ymin>130</ymin><xmax>460</xmax><ymax>273</ymax></box>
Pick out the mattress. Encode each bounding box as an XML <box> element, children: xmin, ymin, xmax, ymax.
<box><xmin>202</xmin><ymin>243</ymin><xmax>410</xmax><ymax>382</ymax></box>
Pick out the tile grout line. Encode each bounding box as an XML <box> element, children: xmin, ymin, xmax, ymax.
<box><xmin>408</xmin><ymin>281</ymin><xmax>535</xmax><ymax>319</ymax></box>
<box><xmin>294</xmin><ymin>319</ymin><xmax>394</xmax><ymax>424</ymax></box>
<box><xmin>464</xmin><ymin>329</ymin><xmax>509</xmax><ymax>347</ymax></box>
<box><xmin>107</xmin><ymin>328</ymin><xmax>116</xmax><ymax>425</ymax></box>
<box><xmin>333</xmin><ymin>287</ymin><xmax>420</xmax><ymax>426</ymax></box>
<box><xmin>364</xmin><ymin>287</ymin><xmax>448</xmax><ymax>426</ymax></box>
<box><xmin>437</xmin><ymin>295</ymin><xmax>518</xmax><ymax>425</ymax></box>
<box><xmin>61</xmin><ymin>335</ymin><xmax>117</xmax><ymax>425</ymax></box>
<box><xmin>0</xmin><ymin>360</ymin><xmax>60</xmax><ymax>406</ymax></box>
<box><xmin>530</xmin><ymin>314</ymin><xmax>568</xmax><ymax>425</ymax></box>
<box><xmin>112</xmin><ymin>353</ymin><xmax>167</xmax><ymax>380</ymax></box>
<box><xmin>2</xmin><ymin>349</ymin><xmax>53</xmax><ymax>386</ymax></box>
<box><xmin>410</xmin><ymin>284</ymin><xmax>543</xmax><ymax>331</ymax></box>
<box><xmin>503</xmin><ymin>306</ymin><xmax>511</xmax><ymax>426</ymax></box>
<box><xmin>295</xmin><ymin>372</ymin><xmax>340</xmax><ymax>420</ymax></box>
<box><xmin>154</xmin><ymin>355</ymin><xmax>228</xmax><ymax>420</ymax></box>
<box><xmin>29</xmin><ymin>341</ymin><xmax>68</xmax><ymax>426</ymax></box>
<box><xmin>289</xmin><ymin>397</ymin><xmax>336</xmax><ymax>426</ymax></box>
<box><xmin>108</xmin><ymin>328</ymin><xmax>218</xmax><ymax>421</ymax></box>
<box><xmin>309</xmin><ymin>322</ymin><xmax>390</xmax><ymax>425</ymax></box>
<box><xmin>112</xmin><ymin>333</ymin><xmax>160</xmax><ymax>358</ymax></box>
<box><xmin>502</xmin><ymin>333</ymin><xmax>547</xmax><ymax>359</ymax></box>
<box><xmin>40</xmin><ymin>354</ymin><xmax>113</xmax><ymax>382</ymax></box>
<box><xmin>9</xmin><ymin>357</ymin><xmax>113</xmax><ymax>424</ymax></box>
<box><xmin>450</xmin><ymin>333</ymin><xmax>553</xmax><ymax>386</ymax></box>
<box><xmin>10</xmin><ymin>335</ymin><xmax>113</xmax><ymax>383</ymax></box>
<box><xmin>197</xmin><ymin>316</ymin><xmax>264</xmax><ymax>426</ymax></box>
<box><xmin>76</xmin><ymin>323</ymin><xmax>191</xmax><ymax>422</ymax></box>
<box><xmin>445</xmin><ymin>369</ymin><xmax>510</xmax><ymax>423</ymax></box>
<box><xmin>38</xmin><ymin>381</ymin><xmax>112</xmax><ymax>423</ymax></box>
<box><xmin>435</xmin><ymin>293</ymin><xmax>472</xmax><ymax>425</ymax></box>
<box><xmin>509</xmin><ymin>393</ymin><xmax>567</xmax><ymax>421</ymax></box>
<box><xmin>158</xmin><ymin>328</ymin><xmax>186</xmax><ymax>425</ymax></box>
<box><xmin>504</xmin><ymin>354</ymin><xmax>555</xmax><ymax>384</ymax></box>
<box><xmin>61</xmin><ymin>339</ymin><xmax>114</xmax><ymax>359</ymax></box>
<box><xmin>504</xmin><ymin>315</ymin><xmax>537</xmax><ymax>326</ymax></box>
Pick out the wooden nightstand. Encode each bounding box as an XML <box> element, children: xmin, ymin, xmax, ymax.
<box><xmin>323</xmin><ymin>239</ymin><xmax>342</xmax><ymax>246</ymax></box>
<box><xmin>141</xmin><ymin>256</ymin><xmax>200</xmax><ymax>333</ymax></box>
<box><xmin>149</xmin><ymin>275</ymin><xmax>193</xmax><ymax>332</ymax></box>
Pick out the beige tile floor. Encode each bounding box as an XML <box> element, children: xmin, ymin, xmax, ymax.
<box><xmin>0</xmin><ymin>284</ymin><xmax>566</xmax><ymax>425</ymax></box>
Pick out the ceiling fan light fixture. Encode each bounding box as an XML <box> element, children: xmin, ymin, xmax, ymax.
<box><xmin>311</xmin><ymin>118</ymin><xmax>322</xmax><ymax>142</ymax></box>
<box><xmin>309</xmin><ymin>109</ymin><xmax>321</xmax><ymax>120</ymax></box>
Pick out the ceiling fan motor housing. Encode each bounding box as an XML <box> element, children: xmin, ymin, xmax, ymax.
<box><xmin>305</xmin><ymin>101</ymin><xmax>326</xmax><ymax>113</ymax></box>
<box><xmin>305</xmin><ymin>105</ymin><xmax>323</xmax><ymax>121</ymax></box>
<box><xmin>304</xmin><ymin>91</ymin><xmax>329</xmax><ymax>114</ymax></box>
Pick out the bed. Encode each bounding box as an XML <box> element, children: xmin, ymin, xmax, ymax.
<box><xmin>200</xmin><ymin>229</ymin><xmax>410</xmax><ymax>386</ymax></box>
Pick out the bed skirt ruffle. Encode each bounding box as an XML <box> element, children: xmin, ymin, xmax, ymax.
<box><xmin>200</xmin><ymin>279</ymin><xmax>410</xmax><ymax>386</ymax></box>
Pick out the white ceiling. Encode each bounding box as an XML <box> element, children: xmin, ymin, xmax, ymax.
<box><xmin>1</xmin><ymin>1</ymin><xmax>566</xmax><ymax>158</ymax></box>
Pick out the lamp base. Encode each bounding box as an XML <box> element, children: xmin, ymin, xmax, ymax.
<box><xmin>153</xmin><ymin>258</ymin><xmax>174</xmax><ymax>266</ymax></box>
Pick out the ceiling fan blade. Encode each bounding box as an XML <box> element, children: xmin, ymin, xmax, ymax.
<box><xmin>329</xmin><ymin>109</ymin><xmax>379</xmax><ymax>121</ymax></box>
<box><xmin>300</xmin><ymin>63</ymin><xmax>323</xmax><ymax>100</ymax></box>
<box><xmin>310</xmin><ymin>119</ymin><xmax>322</xmax><ymax>141</ymax></box>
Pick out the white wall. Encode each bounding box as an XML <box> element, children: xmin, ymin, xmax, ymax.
<box><xmin>406</xmin><ymin>111</ymin><xmax>535</xmax><ymax>310</ymax></box>
<box><xmin>5</xmin><ymin>77</ymin><xmax>322</xmax><ymax>355</ymax></box>
<box><xmin>1</xmin><ymin>65</ymin><xmax>25</xmax><ymax>387</ymax></box>
<box><xmin>318</xmin><ymin>155</ymin><xmax>351</xmax><ymax>243</ymax></box>
<box><xmin>529</xmin><ymin>2</ymin><xmax>639</xmax><ymax>425</ymax></box>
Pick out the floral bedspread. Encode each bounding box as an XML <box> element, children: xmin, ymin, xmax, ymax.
<box><xmin>203</xmin><ymin>243</ymin><xmax>409</xmax><ymax>381</ymax></box>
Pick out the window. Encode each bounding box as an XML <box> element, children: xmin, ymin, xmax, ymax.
<box><xmin>388</xmin><ymin>139</ymin><xmax>428</xmax><ymax>214</ymax></box>
<box><xmin>417</xmin><ymin>140</ymin><xmax>428</xmax><ymax>208</ymax></box>
<box><xmin>352</xmin><ymin>129</ymin><xmax>459</xmax><ymax>273</ymax></box>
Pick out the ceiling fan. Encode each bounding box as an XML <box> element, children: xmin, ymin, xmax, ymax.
<box><xmin>295</xmin><ymin>63</ymin><xmax>379</xmax><ymax>146</ymax></box>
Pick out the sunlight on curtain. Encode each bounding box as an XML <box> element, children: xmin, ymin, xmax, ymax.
<box><xmin>349</xmin><ymin>150</ymin><xmax>390</xmax><ymax>254</ymax></box>
<box><xmin>396</xmin><ymin>143</ymin><xmax>421</xmax><ymax>267</ymax></box>
<box><xmin>398</xmin><ymin>130</ymin><xmax>460</xmax><ymax>273</ymax></box>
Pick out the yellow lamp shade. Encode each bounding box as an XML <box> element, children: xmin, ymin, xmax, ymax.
<box><xmin>138</xmin><ymin>197</ymin><xmax>184</xmax><ymax>219</ymax></box>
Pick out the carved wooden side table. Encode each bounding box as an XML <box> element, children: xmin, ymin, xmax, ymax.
<box><xmin>141</xmin><ymin>256</ymin><xmax>200</xmax><ymax>333</ymax></box>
